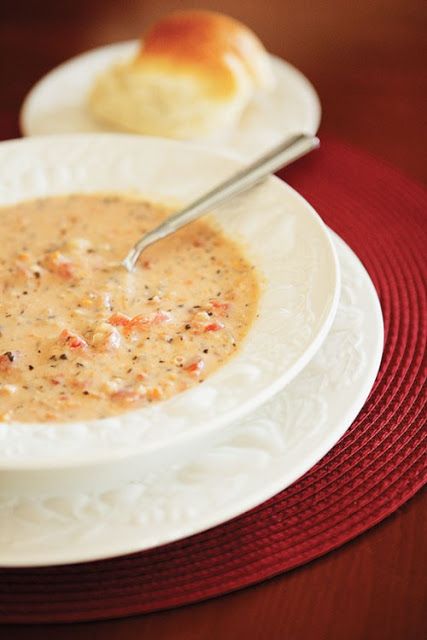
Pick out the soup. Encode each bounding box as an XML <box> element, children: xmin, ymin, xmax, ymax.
<box><xmin>0</xmin><ymin>195</ymin><xmax>259</xmax><ymax>422</ymax></box>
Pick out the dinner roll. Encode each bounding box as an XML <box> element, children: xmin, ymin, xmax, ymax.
<box><xmin>88</xmin><ymin>10</ymin><xmax>274</xmax><ymax>139</ymax></box>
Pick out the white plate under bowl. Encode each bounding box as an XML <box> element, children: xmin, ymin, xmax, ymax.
<box><xmin>0</xmin><ymin>234</ymin><xmax>383</xmax><ymax>567</ymax></box>
<box><xmin>0</xmin><ymin>134</ymin><xmax>339</xmax><ymax>495</ymax></box>
<box><xmin>20</xmin><ymin>41</ymin><xmax>321</xmax><ymax>160</ymax></box>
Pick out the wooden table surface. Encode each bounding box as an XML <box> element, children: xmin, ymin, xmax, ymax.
<box><xmin>1</xmin><ymin>1</ymin><xmax>426</xmax><ymax>638</ymax></box>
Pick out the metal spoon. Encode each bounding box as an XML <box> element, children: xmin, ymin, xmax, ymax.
<box><xmin>122</xmin><ymin>132</ymin><xmax>319</xmax><ymax>272</ymax></box>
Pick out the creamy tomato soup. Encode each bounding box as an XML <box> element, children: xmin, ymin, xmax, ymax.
<box><xmin>0</xmin><ymin>195</ymin><xmax>259</xmax><ymax>423</ymax></box>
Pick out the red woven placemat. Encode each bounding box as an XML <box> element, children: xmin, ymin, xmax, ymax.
<box><xmin>0</xmin><ymin>125</ymin><xmax>426</xmax><ymax>623</ymax></box>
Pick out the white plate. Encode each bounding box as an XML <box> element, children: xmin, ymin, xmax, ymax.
<box><xmin>0</xmin><ymin>234</ymin><xmax>383</xmax><ymax>567</ymax></box>
<box><xmin>20</xmin><ymin>41</ymin><xmax>321</xmax><ymax>160</ymax></box>
<box><xmin>0</xmin><ymin>134</ymin><xmax>339</xmax><ymax>493</ymax></box>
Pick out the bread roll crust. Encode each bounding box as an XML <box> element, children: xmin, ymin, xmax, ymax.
<box><xmin>137</xmin><ymin>10</ymin><xmax>274</xmax><ymax>96</ymax></box>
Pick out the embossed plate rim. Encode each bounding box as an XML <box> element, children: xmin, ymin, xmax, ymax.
<box><xmin>0</xmin><ymin>234</ymin><xmax>383</xmax><ymax>566</ymax></box>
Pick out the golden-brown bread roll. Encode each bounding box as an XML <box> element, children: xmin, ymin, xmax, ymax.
<box><xmin>88</xmin><ymin>10</ymin><xmax>274</xmax><ymax>139</ymax></box>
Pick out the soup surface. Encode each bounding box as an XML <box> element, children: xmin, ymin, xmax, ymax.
<box><xmin>0</xmin><ymin>195</ymin><xmax>258</xmax><ymax>423</ymax></box>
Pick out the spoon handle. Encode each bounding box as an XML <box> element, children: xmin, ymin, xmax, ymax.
<box><xmin>122</xmin><ymin>132</ymin><xmax>319</xmax><ymax>271</ymax></box>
